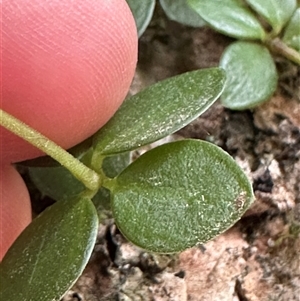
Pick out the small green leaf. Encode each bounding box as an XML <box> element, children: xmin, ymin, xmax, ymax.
<box><xmin>109</xmin><ymin>139</ymin><xmax>254</xmax><ymax>253</ymax></box>
<box><xmin>283</xmin><ymin>8</ymin><xmax>300</xmax><ymax>51</ymax></box>
<box><xmin>0</xmin><ymin>197</ymin><xmax>98</xmax><ymax>301</ymax></box>
<box><xmin>159</xmin><ymin>0</ymin><xmax>205</xmax><ymax>27</ymax></box>
<box><xmin>220</xmin><ymin>41</ymin><xmax>278</xmax><ymax>110</ymax></box>
<box><xmin>126</xmin><ymin>0</ymin><xmax>155</xmax><ymax>37</ymax></box>
<box><xmin>102</xmin><ymin>152</ymin><xmax>130</xmax><ymax>178</ymax></box>
<box><xmin>29</xmin><ymin>166</ymin><xmax>86</xmax><ymax>201</ymax></box>
<box><xmin>188</xmin><ymin>0</ymin><xmax>266</xmax><ymax>40</ymax></box>
<box><xmin>93</xmin><ymin>68</ymin><xmax>225</xmax><ymax>156</ymax></box>
<box><xmin>246</xmin><ymin>0</ymin><xmax>296</xmax><ymax>34</ymax></box>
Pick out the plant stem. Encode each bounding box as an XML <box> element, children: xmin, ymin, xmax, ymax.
<box><xmin>268</xmin><ymin>38</ymin><xmax>300</xmax><ymax>65</ymax></box>
<box><xmin>0</xmin><ymin>109</ymin><xmax>102</xmax><ymax>191</ymax></box>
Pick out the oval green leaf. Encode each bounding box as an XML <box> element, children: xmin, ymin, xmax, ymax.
<box><xmin>246</xmin><ymin>0</ymin><xmax>296</xmax><ymax>34</ymax></box>
<box><xmin>109</xmin><ymin>139</ymin><xmax>254</xmax><ymax>253</ymax></box>
<box><xmin>283</xmin><ymin>8</ymin><xmax>300</xmax><ymax>52</ymax></box>
<box><xmin>0</xmin><ymin>197</ymin><xmax>98</xmax><ymax>301</ymax></box>
<box><xmin>159</xmin><ymin>0</ymin><xmax>205</xmax><ymax>27</ymax></box>
<box><xmin>93</xmin><ymin>68</ymin><xmax>225</xmax><ymax>156</ymax></box>
<box><xmin>220</xmin><ymin>41</ymin><xmax>278</xmax><ymax>110</ymax></box>
<box><xmin>126</xmin><ymin>0</ymin><xmax>155</xmax><ymax>37</ymax></box>
<box><xmin>188</xmin><ymin>0</ymin><xmax>266</xmax><ymax>40</ymax></box>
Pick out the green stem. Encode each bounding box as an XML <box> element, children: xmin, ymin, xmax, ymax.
<box><xmin>267</xmin><ymin>38</ymin><xmax>300</xmax><ymax>65</ymax></box>
<box><xmin>0</xmin><ymin>109</ymin><xmax>102</xmax><ymax>191</ymax></box>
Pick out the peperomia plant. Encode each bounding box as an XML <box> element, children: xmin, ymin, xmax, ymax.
<box><xmin>128</xmin><ymin>0</ymin><xmax>300</xmax><ymax>110</ymax></box>
<box><xmin>126</xmin><ymin>0</ymin><xmax>205</xmax><ymax>37</ymax></box>
<box><xmin>0</xmin><ymin>68</ymin><xmax>254</xmax><ymax>300</ymax></box>
<box><xmin>188</xmin><ymin>0</ymin><xmax>300</xmax><ymax>109</ymax></box>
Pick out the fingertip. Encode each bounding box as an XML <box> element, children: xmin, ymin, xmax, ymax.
<box><xmin>1</xmin><ymin>0</ymin><xmax>138</xmax><ymax>163</ymax></box>
<box><xmin>0</xmin><ymin>165</ymin><xmax>32</xmax><ymax>261</ymax></box>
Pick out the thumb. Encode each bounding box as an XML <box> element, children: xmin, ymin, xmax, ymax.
<box><xmin>1</xmin><ymin>0</ymin><xmax>137</xmax><ymax>163</ymax></box>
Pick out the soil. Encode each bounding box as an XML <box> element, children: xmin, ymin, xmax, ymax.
<box><xmin>59</xmin><ymin>5</ymin><xmax>300</xmax><ymax>301</ymax></box>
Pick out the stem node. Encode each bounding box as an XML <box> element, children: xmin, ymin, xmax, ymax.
<box><xmin>267</xmin><ymin>38</ymin><xmax>300</xmax><ymax>65</ymax></box>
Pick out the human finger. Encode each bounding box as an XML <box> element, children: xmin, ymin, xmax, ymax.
<box><xmin>1</xmin><ymin>0</ymin><xmax>137</xmax><ymax>163</ymax></box>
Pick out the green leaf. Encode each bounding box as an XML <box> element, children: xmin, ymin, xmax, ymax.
<box><xmin>93</xmin><ymin>68</ymin><xmax>225</xmax><ymax>156</ymax></box>
<box><xmin>283</xmin><ymin>8</ymin><xmax>300</xmax><ymax>51</ymax></box>
<box><xmin>188</xmin><ymin>0</ymin><xmax>266</xmax><ymax>40</ymax></box>
<box><xmin>246</xmin><ymin>0</ymin><xmax>297</xmax><ymax>34</ymax></box>
<box><xmin>0</xmin><ymin>197</ymin><xmax>98</xmax><ymax>301</ymax></box>
<box><xmin>29</xmin><ymin>165</ymin><xmax>86</xmax><ymax>201</ymax></box>
<box><xmin>102</xmin><ymin>152</ymin><xmax>130</xmax><ymax>178</ymax></box>
<box><xmin>126</xmin><ymin>0</ymin><xmax>155</xmax><ymax>37</ymax></box>
<box><xmin>159</xmin><ymin>0</ymin><xmax>205</xmax><ymax>27</ymax></box>
<box><xmin>220</xmin><ymin>41</ymin><xmax>278</xmax><ymax>110</ymax></box>
<box><xmin>109</xmin><ymin>139</ymin><xmax>254</xmax><ymax>253</ymax></box>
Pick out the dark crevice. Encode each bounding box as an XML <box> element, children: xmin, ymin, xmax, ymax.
<box><xmin>253</xmin><ymin>168</ymin><xmax>274</xmax><ymax>193</ymax></box>
<box><xmin>71</xmin><ymin>292</ymin><xmax>82</xmax><ymax>301</ymax></box>
<box><xmin>235</xmin><ymin>279</ymin><xmax>249</xmax><ymax>301</ymax></box>
<box><xmin>174</xmin><ymin>270</ymin><xmax>185</xmax><ymax>279</ymax></box>
<box><xmin>105</xmin><ymin>226</ymin><xmax>118</xmax><ymax>264</ymax></box>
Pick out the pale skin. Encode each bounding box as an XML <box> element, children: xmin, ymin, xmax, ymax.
<box><xmin>0</xmin><ymin>0</ymin><xmax>138</xmax><ymax>260</ymax></box>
